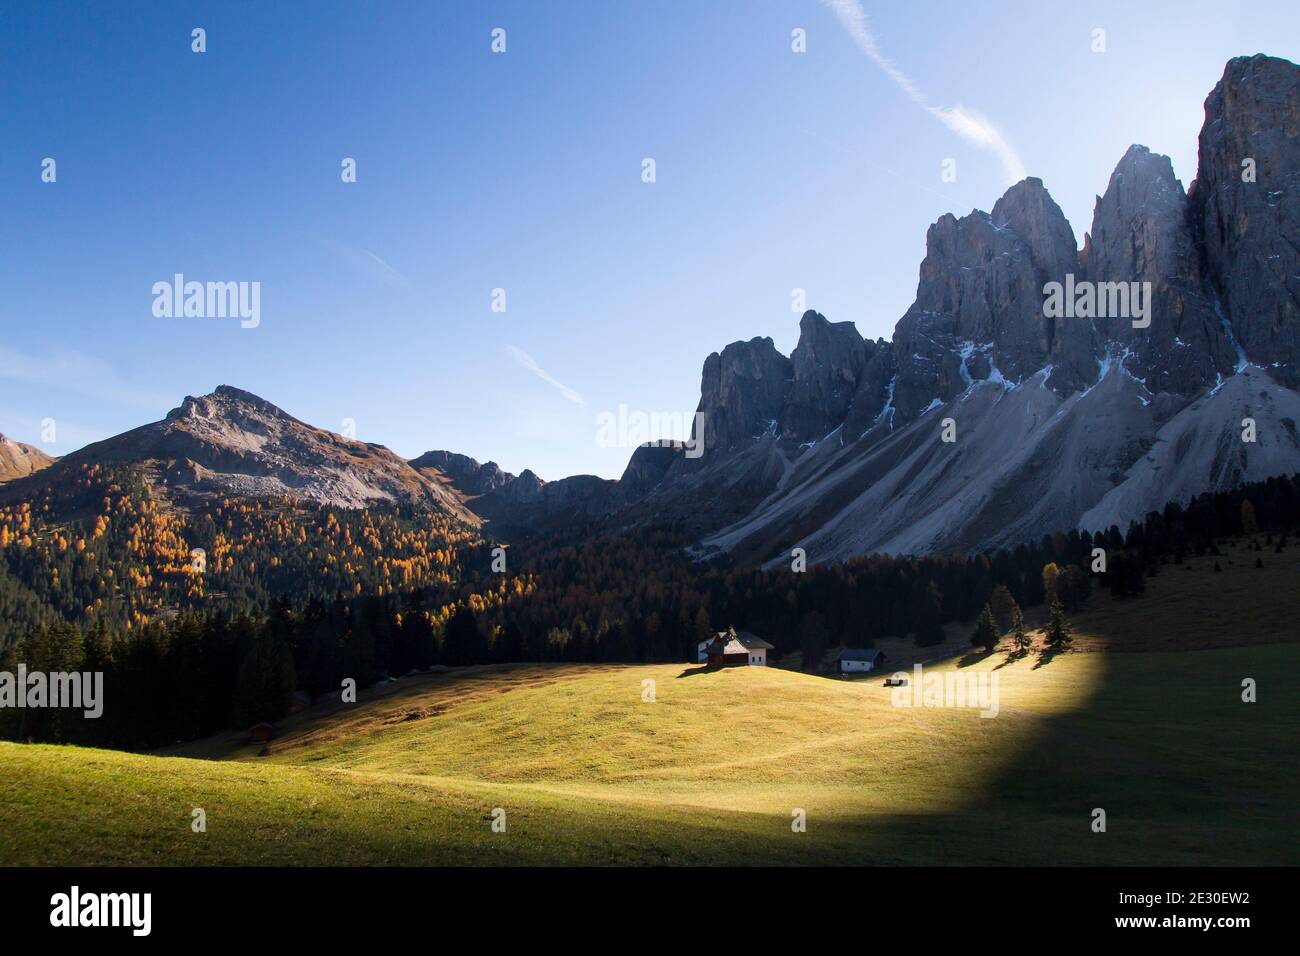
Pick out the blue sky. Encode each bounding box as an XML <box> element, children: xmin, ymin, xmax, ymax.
<box><xmin>2</xmin><ymin>1</ymin><xmax>1297</xmax><ymax>479</ymax></box>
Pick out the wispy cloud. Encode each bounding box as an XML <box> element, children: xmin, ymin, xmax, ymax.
<box><xmin>821</xmin><ymin>0</ymin><xmax>1027</xmax><ymax>185</ymax></box>
<box><xmin>506</xmin><ymin>345</ymin><xmax>586</xmax><ymax>407</ymax></box>
<box><xmin>315</xmin><ymin>236</ymin><xmax>410</xmax><ymax>290</ymax></box>
<box><xmin>0</xmin><ymin>346</ymin><xmax>174</xmax><ymax>410</ymax></box>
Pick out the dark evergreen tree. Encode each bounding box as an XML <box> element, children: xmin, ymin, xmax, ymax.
<box><xmin>231</xmin><ymin>636</ymin><xmax>296</xmax><ymax>728</ymax></box>
<box><xmin>915</xmin><ymin>581</ymin><xmax>945</xmax><ymax>647</ymax></box>
<box><xmin>1044</xmin><ymin>598</ymin><xmax>1071</xmax><ymax>648</ymax></box>
<box><xmin>989</xmin><ymin>585</ymin><xmax>1018</xmax><ymax>633</ymax></box>
<box><xmin>443</xmin><ymin>606</ymin><xmax>482</xmax><ymax>666</ymax></box>
<box><xmin>971</xmin><ymin>604</ymin><xmax>998</xmax><ymax>651</ymax></box>
<box><xmin>1011</xmin><ymin>606</ymin><xmax>1032</xmax><ymax>654</ymax></box>
<box><xmin>800</xmin><ymin>612</ymin><xmax>829</xmax><ymax>673</ymax></box>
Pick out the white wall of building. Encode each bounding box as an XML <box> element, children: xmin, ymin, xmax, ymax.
<box><xmin>699</xmin><ymin>641</ymin><xmax>768</xmax><ymax>665</ymax></box>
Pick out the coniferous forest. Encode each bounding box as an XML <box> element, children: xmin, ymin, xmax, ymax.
<box><xmin>3</xmin><ymin>465</ymin><xmax>1297</xmax><ymax>750</ymax></box>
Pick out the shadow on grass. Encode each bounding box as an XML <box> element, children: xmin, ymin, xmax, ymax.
<box><xmin>992</xmin><ymin>650</ymin><xmax>1030</xmax><ymax>670</ymax></box>
<box><xmin>957</xmin><ymin>648</ymin><xmax>994</xmax><ymax>668</ymax></box>
<box><xmin>675</xmin><ymin>665</ymin><xmax>715</xmax><ymax>678</ymax></box>
<box><xmin>1031</xmin><ymin>644</ymin><xmax>1069</xmax><ymax>669</ymax></box>
<box><xmin>830</xmin><ymin>627</ymin><xmax>1298</xmax><ymax>865</ymax></box>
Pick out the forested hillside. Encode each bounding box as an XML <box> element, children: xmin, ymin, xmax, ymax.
<box><xmin>3</xmin><ymin>464</ymin><xmax>1296</xmax><ymax>750</ymax></box>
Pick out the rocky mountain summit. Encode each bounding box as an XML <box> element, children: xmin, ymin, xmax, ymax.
<box><xmin>409</xmin><ymin>449</ymin><xmax>514</xmax><ymax>497</ymax></box>
<box><xmin>3</xmin><ymin>386</ymin><xmax>480</xmax><ymax>523</ymax></box>
<box><xmin>461</xmin><ymin>442</ymin><xmax>686</xmax><ymax>535</ymax></box>
<box><xmin>1192</xmin><ymin>54</ymin><xmax>1300</xmax><ymax>389</ymax></box>
<box><xmin>0</xmin><ymin>433</ymin><xmax>54</xmax><ymax>483</ymax></box>
<box><xmin>613</xmin><ymin>54</ymin><xmax>1300</xmax><ymax>563</ymax></box>
<box><xmin>1082</xmin><ymin>144</ymin><xmax>1238</xmax><ymax>396</ymax></box>
<box><xmin>2</xmin><ymin>382</ymin><xmax>689</xmax><ymax>537</ymax></box>
<box><xmin>5</xmin><ymin>55</ymin><xmax>1295</xmax><ymax>567</ymax></box>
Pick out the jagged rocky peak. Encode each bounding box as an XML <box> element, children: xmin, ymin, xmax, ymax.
<box><xmin>583</xmin><ymin>55</ymin><xmax>1300</xmax><ymax>563</ymax></box>
<box><xmin>890</xmin><ymin>176</ymin><xmax>1091</xmax><ymax>423</ymax></box>
<box><xmin>780</xmin><ymin>310</ymin><xmax>866</xmax><ymax>443</ymax></box>
<box><xmin>695</xmin><ymin>335</ymin><xmax>791</xmax><ymax>452</ymax></box>
<box><xmin>471</xmin><ymin>466</ymin><xmax>623</xmax><ymax>532</ymax></box>
<box><xmin>168</xmin><ymin>384</ymin><xmax>291</xmax><ymax>424</ymax></box>
<box><xmin>618</xmin><ymin>441</ymin><xmax>684</xmax><ymax>499</ymax></box>
<box><xmin>993</xmin><ymin>179</ymin><xmax>1096</xmax><ymax>395</ymax></box>
<box><xmin>991</xmin><ymin>176</ymin><xmax>1079</xmax><ymax>279</ymax></box>
<box><xmin>1085</xmin><ymin>144</ymin><xmax>1236</xmax><ymax>397</ymax></box>
<box><xmin>502</xmin><ymin>469</ymin><xmax>546</xmax><ymax>501</ymax></box>
<box><xmin>1192</xmin><ymin>53</ymin><xmax>1300</xmax><ymax>388</ymax></box>
<box><xmin>409</xmin><ymin>449</ymin><xmax>513</xmax><ymax>496</ymax></box>
<box><xmin>1095</xmin><ymin>144</ymin><xmax>1182</xmax><ymax>213</ymax></box>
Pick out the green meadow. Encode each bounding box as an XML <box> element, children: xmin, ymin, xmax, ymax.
<box><xmin>2</xmin><ymin>541</ymin><xmax>1296</xmax><ymax>865</ymax></box>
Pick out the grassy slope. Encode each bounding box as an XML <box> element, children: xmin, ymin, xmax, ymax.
<box><xmin>2</xmin><ymin>541</ymin><xmax>1297</xmax><ymax>865</ymax></box>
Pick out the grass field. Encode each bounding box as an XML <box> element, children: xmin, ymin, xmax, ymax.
<box><xmin>1</xmin><ymin>540</ymin><xmax>1297</xmax><ymax>865</ymax></box>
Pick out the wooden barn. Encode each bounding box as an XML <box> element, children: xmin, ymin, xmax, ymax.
<box><xmin>704</xmin><ymin>628</ymin><xmax>774</xmax><ymax>666</ymax></box>
<box><xmin>838</xmin><ymin>648</ymin><xmax>885</xmax><ymax>673</ymax></box>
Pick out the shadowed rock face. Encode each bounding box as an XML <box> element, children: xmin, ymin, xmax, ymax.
<box><xmin>992</xmin><ymin>177</ymin><xmax>1080</xmax><ymax>281</ymax></box>
<box><xmin>843</xmin><ymin>339</ymin><xmax>896</xmax><ymax>437</ymax></box>
<box><xmin>989</xmin><ymin>179</ymin><xmax>1095</xmax><ymax>395</ymax></box>
<box><xmin>617</xmin><ymin>442</ymin><xmax>684</xmax><ymax>500</ymax></box>
<box><xmin>12</xmin><ymin>56</ymin><xmax>1296</xmax><ymax>564</ymax></box>
<box><xmin>1084</xmin><ymin>145</ymin><xmax>1238</xmax><ymax>398</ymax></box>
<box><xmin>470</xmin><ymin>469</ymin><xmax>614</xmax><ymax>534</ymax></box>
<box><xmin>695</xmin><ymin>336</ymin><xmax>792</xmax><ymax>453</ymax></box>
<box><xmin>409</xmin><ymin>449</ymin><xmax>513</xmax><ymax>497</ymax></box>
<box><xmin>689</xmin><ymin>312</ymin><xmax>875</xmax><ymax>451</ymax></box>
<box><xmin>469</xmin><ymin>444</ymin><xmax>687</xmax><ymax>535</ymax></box>
<box><xmin>780</xmin><ymin>311</ymin><xmax>867</xmax><ymax>444</ymax></box>
<box><xmin>890</xmin><ymin>178</ymin><xmax>1091</xmax><ymax>426</ymax></box>
<box><xmin>606</xmin><ymin>54</ymin><xmax>1300</xmax><ymax>561</ymax></box>
<box><xmin>1192</xmin><ymin>54</ymin><xmax>1300</xmax><ymax>390</ymax></box>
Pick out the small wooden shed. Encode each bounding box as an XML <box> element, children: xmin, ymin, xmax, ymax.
<box><xmin>838</xmin><ymin>648</ymin><xmax>885</xmax><ymax>673</ymax></box>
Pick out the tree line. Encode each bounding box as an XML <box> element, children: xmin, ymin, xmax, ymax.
<box><xmin>2</xmin><ymin>473</ymin><xmax>1296</xmax><ymax>750</ymax></box>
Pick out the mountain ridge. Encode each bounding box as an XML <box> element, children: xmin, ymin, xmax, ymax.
<box><xmin>622</xmin><ymin>53</ymin><xmax>1300</xmax><ymax>563</ymax></box>
<box><xmin>5</xmin><ymin>54</ymin><xmax>1296</xmax><ymax>566</ymax></box>
<box><xmin>1</xmin><ymin>385</ymin><xmax>481</xmax><ymax>525</ymax></box>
